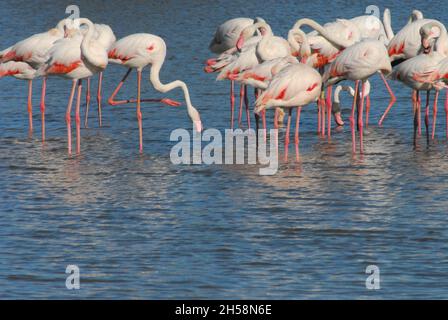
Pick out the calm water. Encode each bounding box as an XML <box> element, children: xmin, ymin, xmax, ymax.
<box><xmin>1</xmin><ymin>0</ymin><xmax>448</xmax><ymax>299</ymax></box>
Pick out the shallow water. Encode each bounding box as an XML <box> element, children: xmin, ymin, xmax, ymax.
<box><xmin>1</xmin><ymin>0</ymin><xmax>448</xmax><ymax>299</ymax></box>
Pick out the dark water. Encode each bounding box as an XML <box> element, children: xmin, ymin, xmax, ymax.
<box><xmin>1</xmin><ymin>0</ymin><xmax>448</xmax><ymax>299</ymax></box>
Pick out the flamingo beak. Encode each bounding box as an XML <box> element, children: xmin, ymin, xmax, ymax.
<box><xmin>236</xmin><ymin>35</ymin><xmax>244</xmax><ymax>51</ymax></box>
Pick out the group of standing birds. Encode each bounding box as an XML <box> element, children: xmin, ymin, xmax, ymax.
<box><xmin>0</xmin><ymin>17</ymin><xmax>201</xmax><ymax>155</ymax></box>
<box><xmin>205</xmin><ymin>9</ymin><xmax>448</xmax><ymax>159</ymax></box>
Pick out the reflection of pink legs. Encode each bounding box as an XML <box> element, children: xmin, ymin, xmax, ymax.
<box><xmin>432</xmin><ymin>90</ymin><xmax>439</xmax><ymax>139</ymax></box>
<box><xmin>66</xmin><ymin>80</ymin><xmax>77</xmax><ymax>155</ymax></box>
<box><xmin>40</xmin><ymin>77</ymin><xmax>46</xmax><ymax>142</ymax></box>
<box><xmin>108</xmin><ymin>68</ymin><xmax>181</xmax><ymax>107</ymax></box>
<box><xmin>75</xmin><ymin>80</ymin><xmax>83</xmax><ymax>154</ymax></box>
<box><xmin>27</xmin><ymin>80</ymin><xmax>33</xmax><ymax>137</ymax></box>
<box><xmin>378</xmin><ymin>72</ymin><xmax>397</xmax><ymax>126</ymax></box>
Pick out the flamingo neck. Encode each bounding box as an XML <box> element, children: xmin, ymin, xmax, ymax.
<box><xmin>293</xmin><ymin>18</ymin><xmax>352</xmax><ymax>49</ymax></box>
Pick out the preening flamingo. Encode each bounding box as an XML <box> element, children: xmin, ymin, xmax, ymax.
<box><xmin>107</xmin><ymin>33</ymin><xmax>202</xmax><ymax>153</ymax></box>
<box><xmin>84</xmin><ymin>23</ymin><xmax>116</xmax><ymax>128</ymax></box>
<box><xmin>39</xmin><ymin>18</ymin><xmax>108</xmax><ymax>155</ymax></box>
<box><xmin>323</xmin><ymin>39</ymin><xmax>392</xmax><ymax>154</ymax></box>
<box><xmin>255</xmin><ymin>63</ymin><xmax>322</xmax><ymax>161</ymax></box>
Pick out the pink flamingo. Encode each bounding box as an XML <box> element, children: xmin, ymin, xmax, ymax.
<box><xmin>255</xmin><ymin>63</ymin><xmax>322</xmax><ymax>161</ymax></box>
<box><xmin>323</xmin><ymin>40</ymin><xmax>392</xmax><ymax>154</ymax></box>
<box><xmin>0</xmin><ymin>19</ymin><xmax>70</xmax><ymax>140</ymax></box>
<box><xmin>83</xmin><ymin>23</ymin><xmax>116</xmax><ymax>128</ymax></box>
<box><xmin>207</xmin><ymin>17</ymin><xmax>260</xmax><ymax>129</ymax></box>
<box><xmin>39</xmin><ymin>18</ymin><xmax>108</xmax><ymax>155</ymax></box>
<box><xmin>107</xmin><ymin>33</ymin><xmax>202</xmax><ymax>153</ymax></box>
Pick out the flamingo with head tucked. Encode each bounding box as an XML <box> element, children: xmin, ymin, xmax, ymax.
<box><xmin>107</xmin><ymin>33</ymin><xmax>202</xmax><ymax>153</ymax></box>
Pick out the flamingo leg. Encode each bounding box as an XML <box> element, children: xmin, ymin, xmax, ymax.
<box><xmin>366</xmin><ymin>94</ymin><xmax>371</xmax><ymax>128</ymax></box>
<box><xmin>350</xmin><ymin>80</ymin><xmax>360</xmax><ymax>153</ymax></box>
<box><xmin>27</xmin><ymin>79</ymin><xmax>33</xmax><ymax>137</ymax></box>
<box><xmin>378</xmin><ymin>72</ymin><xmax>397</xmax><ymax>126</ymax></box>
<box><xmin>255</xmin><ymin>112</ymin><xmax>260</xmax><ymax>150</ymax></box>
<box><xmin>75</xmin><ymin>79</ymin><xmax>83</xmax><ymax>154</ymax></box>
<box><xmin>413</xmin><ymin>91</ymin><xmax>419</xmax><ymax>149</ymax></box>
<box><xmin>108</xmin><ymin>68</ymin><xmax>180</xmax><ymax>107</ymax></box>
<box><xmin>445</xmin><ymin>89</ymin><xmax>448</xmax><ymax>139</ymax></box>
<box><xmin>84</xmin><ymin>77</ymin><xmax>91</xmax><ymax>128</ymax></box>
<box><xmin>284</xmin><ymin>108</ymin><xmax>292</xmax><ymax>162</ymax></box>
<box><xmin>425</xmin><ymin>90</ymin><xmax>430</xmax><ymax>145</ymax></box>
<box><xmin>244</xmin><ymin>85</ymin><xmax>250</xmax><ymax>129</ymax></box>
<box><xmin>40</xmin><ymin>77</ymin><xmax>46</xmax><ymax>142</ymax></box>
<box><xmin>358</xmin><ymin>81</ymin><xmax>366</xmax><ymax>154</ymax></box>
<box><xmin>417</xmin><ymin>90</ymin><xmax>422</xmax><ymax>136</ymax></box>
<box><xmin>295</xmin><ymin>106</ymin><xmax>302</xmax><ymax>161</ymax></box>
<box><xmin>230</xmin><ymin>80</ymin><xmax>235</xmax><ymax>129</ymax></box>
<box><xmin>97</xmin><ymin>72</ymin><xmax>103</xmax><ymax>127</ymax></box>
<box><xmin>66</xmin><ymin>80</ymin><xmax>77</xmax><ymax>155</ymax></box>
<box><xmin>432</xmin><ymin>90</ymin><xmax>439</xmax><ymax>140</ymax></box>
<box><xmin>238</xmin><ymin>84</ymin><xmax>244</xmax><ymax>128</ymax></box>
<box><xmin>317</xmin><ymin>100</ymin><xmax>321</xmax><ymax>134</ymax></box>
<box><xmin>326</xmin><ymin>86</ymin><xmax>332</xmax><ymax>137</ymax></box>
<box><xmin>321</xmin><ymin>91</ymin><xmax>326</xmax><ymax>136</ymax></box>
<box><xmin>137</xmin><ymin>70</ymin><xmax>143</xmax><ymax>153</ymax></box>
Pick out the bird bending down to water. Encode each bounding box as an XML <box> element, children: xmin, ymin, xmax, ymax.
<box><xmin>108</xmin><ymin>33</ymin><xmax>202</xmax><ymax>153</ymax></box>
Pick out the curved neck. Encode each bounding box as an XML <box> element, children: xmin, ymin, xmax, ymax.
<box><xmin>288</xmin><ymin>29</ymin><xmax>310</xmax><ymax>57</ymax></box>
<box><xmin>292</xmin><ymin>18</ymin><xmax>352</xmax><ymax>49</ymax></box>
<box><xmin>383</xmin><ymin>9</ymin><xmax>394</xmax><ymax>40</ymax></box>
<box><xmin>149</xmin><ymin>58</ymin><xmax>201</xmax><ymax>131</ymax></box>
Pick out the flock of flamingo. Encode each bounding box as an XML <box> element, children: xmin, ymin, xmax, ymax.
<box><xmin>1</xmin><ymin>9</ymin><xmax>448</xmax><ymax>160</ymax></box>
<box><xmin>205</xmin><ymin>9</ymin><xmax>448</xmax><ymax>159</ymax></box>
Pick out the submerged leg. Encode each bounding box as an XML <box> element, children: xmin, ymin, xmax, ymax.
<box><xmin>66</xmin><ymin>80</ymin><xmax>77</xmax><ymax>155</ymax></box>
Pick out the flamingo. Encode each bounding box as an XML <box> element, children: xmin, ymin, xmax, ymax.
<box><xmin>323</xmin><ymin>39</ymin><xmax>392</xmax><ymax>154</ymax></box>
<box><xmin>388</xmin><ymin>21</ymin><xmax>448</xmax><ymax>142</ymax></box>
<box><xmin>84</xmin><ymin>23</ymin><xmax>116</xmax><ymax>128</ymax></box>
<box><xmin>207</xmin><ymin>17</ymin><xmax>261</xmax><ymax>129</ymax></box>
<box><xmin>107</xmin><ymin>33</ymin><xmax>202</xmax><ymax>153</ymax></box>
<box><xmin>0</xmin><ymin>18</ymin><xmax>71</xmax><ymax>140</ymax></box>
<box><xmin>255</xmin><ymin>63</ymin><xmax>322</xmax><ymax>161</ymax></box>
<box><xmin>38</xmin><ymin>18</ymin><xmax>108</xmax><ymax>155</ymax></box>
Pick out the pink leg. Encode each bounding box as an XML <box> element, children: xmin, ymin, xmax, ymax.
<box><xmin>366</xmin><ymin>94</ymin><xmax>371</xmax><ymax>128</ymax></box>
<box><xmin>321</xmin><ymin>94</ymin><xmax>326</xmax><ymax>136</ymax></box>
<box><xmin>137</xmin><ymin>70</ymin><xmax>143</xmax><ymax>153</ymax></box>
<box><xmin>378</xmin><ymin>72</ymin><xmax>397</xmax><ymax>126</ymax></box>
<box><xmin>445</xmin><ymin>89</ymin><xmax>448</xmax><ymax>139</ymax></box>
<box><xmin>432</xmin><ymin>90</ymin><xmax>439</xmax><ymax>139</ymax></box>
<box><xmin>284</xmin><ymin>108</ymin><xmax>292</xmax><ymax>162</ymax></box>
<box><xmin>97</xmin><ymin>72</ymin><xmax>103</xmax><ymax>127</ymax></box>
<box><xmin>425</xmin><ymin>91</ymin><xmax>430</xmax><ymax>144</ymax></box>
<box><xmin>27</xmin><ymin>80</ymin><xmax>33</xmax><ymax>137</ymax></box>
<box><xmin>75</xmin><ymin>79</ymin><xmax>83</xmax><ymax>154</ymax></box>
<box><xmin>230</xmin><ymin>80</ymin><xmax>235</xmax><ymax>129</ymax></box>
<box><xmin>244</xmin><ymin>85</ymin><xmax>251</xmax><ymax>129</ymax></box>
<box><xmin>350</xmin><ymin>81</ymin><xmax>360</xmax><ymax>153</ymax></box>
<box><xmin>295</xmin><ymin>106</ymin><xmax>302</xmax><ymax>161</ymax></box>
<box><xmin>358</xmin><ymin>81</ymin><xmax>366</xmax><ymax>154</ymax></box>
<box><xmin>262</xmin><ymin>110</ymin><xmax>267</xmax><ymax>142</ymax></box>
<box><xmin>417</xmin><ymin>91</ymin><xmax>422</xmax><ymax>136</ymax></box>
<box><xmin>108</xmin><ymin>68</ymin><xmax>180</xmax><ymax>107</ymax></box>
<box><xmin>84</xmin><ymin>77</ymin><xmax>91</xmax><ymax>128</ymax></box>
<box><xmin>317</xmin><ymin>100</ymin><xmax>321</xmax><ymax>134</ymax></box>
<box><xmin>40</xmin><ymin>77</ymin><xmax>47</xmax><ymax>142</ymax></box>
<box><xmin>326</xmin><ymin>86</ymin><xmax>332</xmax><ymax>137</ymax></box>
<box><xmin>238</xmin><ymin>84</ymin><xmax>244</xmax><ymax>128</ymax></box>
<box><xmin>66</xmin><ymin>80</ymin><xmax>77</xmax><ymax>155</ymax></box>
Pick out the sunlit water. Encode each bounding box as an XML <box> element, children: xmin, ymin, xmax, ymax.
<box><xmin>1</xmin><ymin>0</ymin><xmax>448</xmax><ymax>299</ymax></box>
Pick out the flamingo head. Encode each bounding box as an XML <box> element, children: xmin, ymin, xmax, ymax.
<box><xmin>420</xmin><ymin>22</ymin><xmax>442</xmax><ymax>54</ymax></box>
